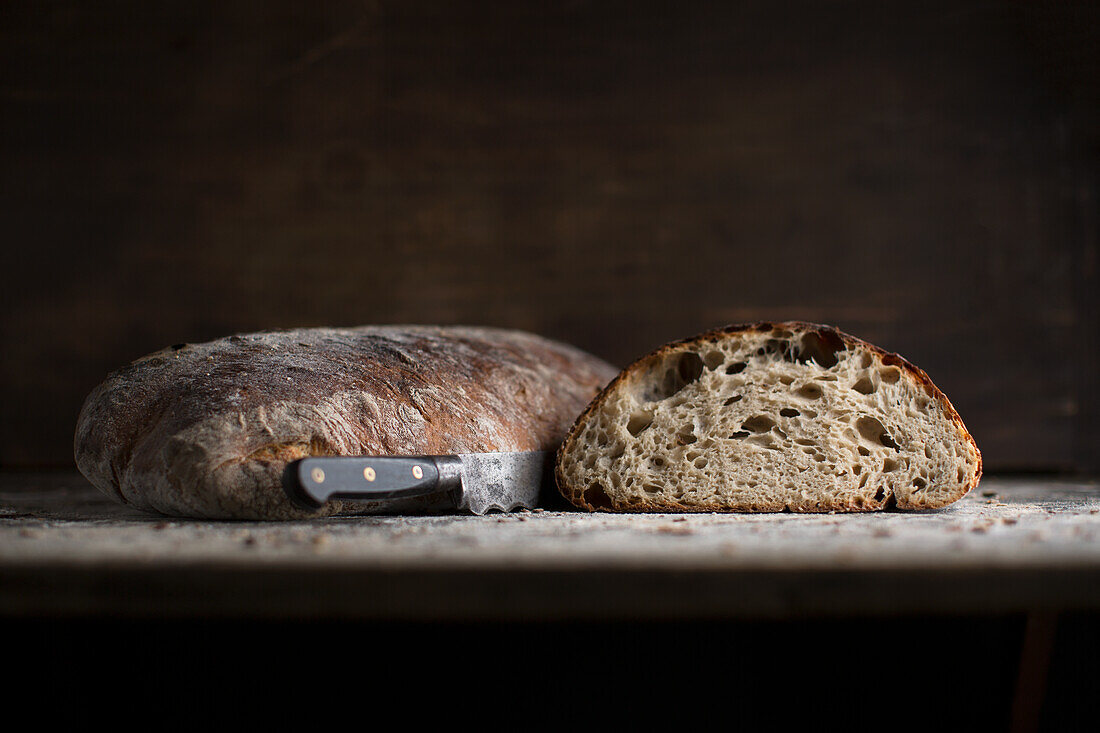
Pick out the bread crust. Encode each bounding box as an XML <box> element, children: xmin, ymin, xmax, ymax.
<box><xmin>75</xmin><ymin>326</ymin><xmax>617</xmax><ymax>519</ymax></box>
<box><xmin>556</xmin><ymin>321</ymin><xmax>982</xmax><ymax>512</ymax></box>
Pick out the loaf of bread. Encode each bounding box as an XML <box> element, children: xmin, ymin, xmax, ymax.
<box><xmin>556</xmin><ymin>322</ymin><xmax>981</xmax><ymax>512</ymax></box>
<box><xmin>75</xmin><ymin>326</ymin><xmax>617</xmax><ymax>519</ymax></box>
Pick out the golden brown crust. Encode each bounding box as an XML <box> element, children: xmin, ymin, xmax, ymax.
<box><xmin>75</xmin><ymin>325</ymin><xmax>617</xmax><ymax>519</ymax></box>
<box><xmin>556</xmin><ymin>321</ymin><xmax>982</xmax><ymax>512</ymax></box>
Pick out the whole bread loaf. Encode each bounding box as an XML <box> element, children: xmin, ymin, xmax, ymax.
<box><xmin>556</xmin><ymin>322</ymin><xmax>981</xmax><ymax>512</ymax></box>
<box><xmin>75</xmin><ymin>326</ymin><xmax>617</xmax><ymax>519</ymax></box>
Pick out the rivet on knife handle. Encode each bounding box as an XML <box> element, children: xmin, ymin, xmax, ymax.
<box><xmin>283</xmin><ymin>456</ymin><xmax>463</xmax><ymax>510</ymax></box>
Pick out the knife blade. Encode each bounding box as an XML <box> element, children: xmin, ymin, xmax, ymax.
<box><xmin>281</xmin><ymin>451</ymin><xmax>552</xmax><ymax>515</ymax></box>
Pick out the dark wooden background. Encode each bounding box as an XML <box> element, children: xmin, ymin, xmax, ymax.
<box><xmin>1</xmin><ymin>1</ymin><xmax>1096</xmax><ymax>471</ymax></box>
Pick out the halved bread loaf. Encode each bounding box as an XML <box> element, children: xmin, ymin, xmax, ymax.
<box><xmin>556</xmin><ymin>322</ymin><xmax>982</xmax><ymax>512</ymax></box>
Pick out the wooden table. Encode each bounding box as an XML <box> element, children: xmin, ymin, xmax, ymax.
<box><xmin>2</xmin><ymin>473</ymin><xmax>1099</xmax><ymax>620</ymax></box>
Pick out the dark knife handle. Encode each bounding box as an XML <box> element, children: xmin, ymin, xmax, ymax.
<box><xmin>282</xmin><ymin>455</ymin><xmax>463</xmax><ymax>510</ymax></box>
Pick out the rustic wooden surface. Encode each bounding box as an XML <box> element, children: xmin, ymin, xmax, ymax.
<box><xmin>0</xmin><ymin>1</ymin><xmax>1097</xmax><ymax>473</ymax></box>
<box><xmin>2</xmin><ymin>472</ymin><xmax>1099</xmax><ymax>619</ymax></box>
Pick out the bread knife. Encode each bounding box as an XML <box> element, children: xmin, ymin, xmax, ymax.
<box><xmin>282</xmin><ymin>451</ymin><xmax>552</xmax><ymax>515</ymax></box>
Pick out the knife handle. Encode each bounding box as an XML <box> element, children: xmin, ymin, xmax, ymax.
<box><xmin>282</xmin><ymin>455</ymin><xmax>463</xmax><ymax>510</ymax></box>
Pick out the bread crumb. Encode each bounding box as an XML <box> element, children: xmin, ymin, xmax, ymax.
<box><xmin>655</xmin><ymin>525</ymin><xmax>694</xmax><ymax>535</ymax></box>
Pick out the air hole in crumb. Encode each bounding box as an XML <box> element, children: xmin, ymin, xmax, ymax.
<box><xmin>742</xmin><ymin>415</ymin><xmax>776</xmax><ymax>433</ymax></box>
<box><xmin>651</xmin><ymin>457</ymin><xmax>665</xmax><ymax>468</ymax></box>
<box><xmin>677</xmin><ymin>427</ymin><xmax>698</xmax><ymax>445</ymax></box>
<box><xmin>856</xmin><ymin>416</ymin><xmax>900</xmax><ymax>450</ymax></box>
<box><xmin>855</xmin><ymin>417</ymin><xmax>884</xmax><ymax>442</ymax></box>
<box><xmin>883</xmin><ymin>458</ymin><xmax>899</xmax><ymax>472</ymax></box>
<box><xmin>645</xmin><ymin>352</ymin><xmax>705</xmax><ymax>402</ymax></box>
<box><xmin>874</xmin><ymin>487</ymin><xmax>886</xmax><ymax>501</ymax></box>
<box><xmin>703</xmin><ymin>350</ymin><xmax>725</xmax><ymax>370</ymax></box>
<box><xmin>957</xmin><ymin>467</ymin><xmax>966</xmax><ymax>483</ymax></box>
<box><xmin>693</xmin><ymin>457</ymin><xmax>708</xmax><ymax>469</ymax></box>
<box><xmin>858</xmin><ymin>446</ymin><xmax>870</xmax><ymax>456</ymax></box>
<box><xmin>859</xmin><ymin>352</ymin><xmax>874</xmax><ymax>369</ymax></box>
<box><xmin>729</xmin><ymin>431</ymin><xmax>750</xmax><ymax>439</ymax></box>
<box><xmin>779</xmin><ymin>408</ymin><xmax>800</xmax><ymax>418</ymax></box>
<box><xmin>795</xmin><ymin>383</ymin><xmax>823</xmax><ymax>400</ymax></box>
<box><xmin>853</xmin><ymin>465</ymin><xmax>862</xmax><ymax>475</ymax></box>
<box><xmin>626</xmin><ymin>410</ymin><xmax>654</xmax><ymax>436</ymax></box>
<box><xmin>879</xmin><ymin>367</ymin><xmax>902</xmax><ymax>384</ymax></box>
<box><xmin>678</xmin><ymin>351</ymin><xmax>704</xmax><ymax>381</ymax></box>
<box><xmin>796</xmin><ymin>330</ymin><xmax>845</xmax><ymax>368</ymax></box>
<box><xmin>852</xmin><ymin>377</ymin><xmax>875</xmax><ymax>395</ymax></box>
<box><xmin>724</xmin><ymin>395</ymin><xmax>742</xmax><ymax>406</ymax></box>
<box><xmin>725</xmin><ymin>361</ymin><xmax>747</xmax><ymax>375</ymax></box>
<box><xmin>583</xmin><ymin>483</ymin><xmax>613</xmax><ymax>510</ymax></box>
<box><xmin>912</xmin><ymin>477</ymin><xmax>927</xmax><ymax>491</ymax></box>
<box><xmin>750</xmin><ymin>435</ymin><xmax>779</xmax><ymax>450</ymax></box>
<box><xmin>758</xmin><ymin>339</ymin><xmax>796</xmax><ymax>361</ymax></box>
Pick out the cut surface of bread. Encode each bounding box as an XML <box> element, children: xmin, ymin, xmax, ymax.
<box><xmin>556</xmin><ymin>322</ymin><xmax>982</xmax><ymax>512</ymax></box>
